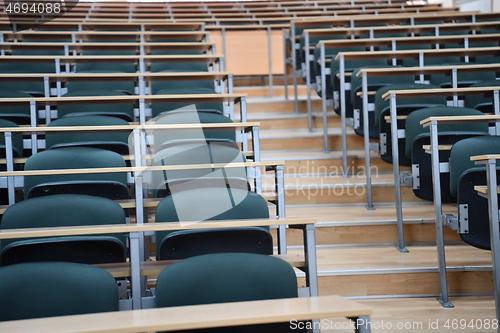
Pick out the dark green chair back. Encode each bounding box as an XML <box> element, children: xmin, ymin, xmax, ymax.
<box><xmin>0</xmin><ymin>90</ymin><xmax>33</xmax><ymax>125</ymax></box>
<box><xmin>151</xmin><ymin>70</ymin><xmax>215</xmax><ymax>94</ymax></box>
<box><xmin>0</xmin><ymin>262</ymin><xmax>118</xmax><ymax>321</ymax></box>
<box><xmin>152</xmin><ymin>141</ymin><xmax>248</xmax><ymax>198</ymax></box>
<box><xmin>152</xmin><ymin>89</ymin><xmax>224</xmax><ymax>117</ymax></box>
<box><xmin>46</xmin><ymin>115</ymin><xmax>131</xmax><ymax>155</ymax></box>
<box><xmin>405</xmin><ymin>106</ymin><xmax>488</xmax><ymax>158</ymax></box>
<box><xmin>0</xmin><ymin>118</ymin><xmax>23</xmax><ymax>160</ymax></box>
<box><xmin>156</xmin><ymin>253</ymin><xmax>297</xmax><ymax>306</ymax></box>
<box><xmin>67</xmin><ymin>71</ymin><xmax>136</xmax><ymax>95</ymax></box>
<box><xmin>153</xmin><ymin>110</ymin><xmax>234</xmax><ymax>143</ymax></box>
<box><xmin>449</xmin><ymin>136</ymin><xmax>500</xmax><ymax>197</ymax></box>
<box><xmin>155</xmin><ymin>187</ymin><xmax>271</xmax><ymax>259</ymax></box>
<box><xmin>23</xmin><ymin>147</ymin><xmax>128</xmax><ymax>200</ymax></box>
<box><xmin>374</xmin><ymin>83</ymin><xmax>445</xmax><ymax>129</ymax></box>
<box><xmin>57</xmin><ymin>89</ymin><xmax>135</xmax><ymax>121</ymax></box>
<box><xmin>464</xmin><ymin>80</ymin><xmax>500</xmax><ymax>113</ymax></box>
<box><xmin>0</xmin><ymin>194</ymin><xmax>127</xmax><ymax>266</ymax></box>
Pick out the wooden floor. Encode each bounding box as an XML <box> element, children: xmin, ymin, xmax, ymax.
<box><xmin>320</xmin><ymin>296</ymin><xmax>496</xmax><ymax>333</ymax></box>
<box><xmin>241</xmin><ymin>80</ymin><xmax>497</xmax><ymax>328</ymax></box>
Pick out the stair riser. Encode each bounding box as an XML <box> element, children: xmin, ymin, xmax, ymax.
<box><xmin>282</xmin><ymin>186</ymin><xmax>426</xmax><ymax>205</ymax></box>
<box><xmin>234</xmin><ymin>85</ymin><xmax>307</xmax><ymax>98</ymax></box>
<box><xmin>256</xmin><ymin>135</ymin><xmax>365</xmax><ymax>151</ymax></box>
<box><xmin>247</xmin><ymin>100</ymin><xmax>322</xmax><ymax>113</ymax></box>
<box><xmin>272</xmin><ymin>223</ymin><xmax>461</xmax><ymax>247</ymax></box>
<box><xmin>273</xmin><ymin>157</ymin><xmax>406</xmax><ymax>174</ymax></box>
<box><xmin>256</xmin><ymin>116</ymin><xmax>340</xmax><ymax>130</ymax></box>
<box><xmin>299</xmin><ymin>271</ymin><xmax>493</xmax><ymax>297</ymax></box>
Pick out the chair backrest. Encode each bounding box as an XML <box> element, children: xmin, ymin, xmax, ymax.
<box><xmin>0</xmin><ymin>90</ymin><xmax>33</xmax><ymax>125</ymax></box>
<box><xmin>405</xmin><ymin>106</ymin><xmax>488</xmax><ymax>158</ymax></box>
<box><xmin>151</xmin><ymin>70</ymin><xmax>215</xmax><ymax>94</ymax></box>
<box><xmin>23</xmin><ymin>147</ymin><xmax>128</xmax><ymax>200</ymax></box>
<box><xmin>464</xmin><ymin>80</ymin><xmax>500</xmax><ymax>113</ymax></box>
<box><xmin>374</xmin><ymin>83</ymin><xmax>446</xmax><ymax>129</ymax></box>
<box><xmin>152</xmin><ymin>89</ymin><xmax>224</xmax><ymax>117</ymax></box>
<box><xmin>155</xmin><ymin>187</ymin><xmax>271</xmax><ymax>259</ymax></box>
<box><xmin>66</xmin><ymin>71</ymin><xmax>136</xmax><ymax>95</ymax></box>
<box><xmin>0</xmin><ymin>118</ymin><xmax>23</xmax><ymax>160</ymax></box>
<box><xmin>0</xmin><ymin>262</ymin><xmax>118</xmax><ymax>321</ymax></box>
<box><xmin>45</xmin><ymin>115</ymin><xmax>131</xmax><ymax>155</ymax></box>
<box><xmin>0</xmin><ymin>194</ymin><xmax>127</xmax><ymax>266</ymax></box>
<box><xmin>449</xmin><ymin>135</ymin><xmax>500</xmax><ymax>197</ymax></box>
<box><xmin>151</xmin><ymin>140</ymin><xmax>248</xmax><ymax>197</ymax></box>
<box><xmin>152</xmin><ymin>110</ymin><xmax>236</xmax><ymax>145</ymax></box>
<box><xmin>57</xmin><ymin>89</ymin><xmax>135</xmax><ymax>121</ymax></box>
<box><xmin>155</xmin><ymin>252</ymin><xmax>298</xmax><ymax>307</ymax></box>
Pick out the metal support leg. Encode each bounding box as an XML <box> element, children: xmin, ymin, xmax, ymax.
<box><xmin>352</xmin><ymin>315</ymin><xmax>372</xmax><ymax>333</ymax></box>
<box><xmin>303</xmin><ymin>223</ymin><xmax>318</xmax><ymax>297</ymax></box>
<box><xmin>362</xmin><ymin>72</ymin><xmax>374</xmax><ymax>210</ymax></box>
<box><xmin>267</xmin><ymin>26</ymin><xmax>273</xmax><ymax>98</ymax></box>
<box><xmin>29</xmin><ymin>101</ymin><xmax>37</xmax><ymax>155</ymax></box>
<box><xmin>43</xmin><ymin>76</ymin><xmax>51</xmax><ymax>124</ymax></box>
<box><xmin>320</xmin><ymin>43</ymin><xmax>329</xmax><ymax>153</ymax></box>
<box><xmin>275</xmin><ymin>164</ymin><xmax>287</xmax><ymax>254</ymax></box>
<box><xmin>5</xmin><ymin>132</ymin><xmax>15</xmax><ymax>205</ymax></box>
<box><xmin>428</xmin><ymin>120</ymin><xmax>453</xmax><ymax>308</ymax></box>
<box><xmin>282</xmin><ymin>28</ymin><xmax>289</xmax><ymax>100</ymax></box>
<box><xmin>129</xmin><ymin>232</ymin><xmax>143</xmax><ymax>310</ymax></box>
<box><xmin>389</xmin><ymin>94</ymin><xmax>407</xmax><ymax>253</ymax></box>
<box><xmin>251</xmin><ymin>125</ymin><xmax>261</xmax><ymax>193</ymax></box>
<box><xmin>339</xmin><ymin>54</ymin><xmax>348</xmax><ymax>176</ymax></box>
<box><xmin>483</xmin><ymin>158</ymin><xmax>500</xmax><ymax>328</ymax></box>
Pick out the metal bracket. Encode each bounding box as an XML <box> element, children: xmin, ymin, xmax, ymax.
<box><xmin>379</xmin><ymin>133</ymin><xmax>387</xmax><ymax>155</ymax></box>
<box><xmin>458</xmin><ymin>204</ymin><xmax>470</xmax><ymax>234</ymax></box>
<box><xmin>442</xmin><ymin>213</ymin><xmax>459</xmax><ymax>231</ymax></box>
<box><xmin>411</xmin><ymin>164</ymin><xmax>421</xmax><ymax>190</ymax></box>
<box><xmin>346</xmin><ymin>117</ymin><xmax>355</xmax><ymax>127</ymax></box>
<box><xmin>369</xmin><ymin>142</ymin><xmax>380</xmax><ymax>154</ymax></box>
<box><xmin>353</xmin><ymin>109</ymin><xmax>360</xmax><ymax>129</ymax></box>
<box><xmin>400</xmin><ymin>172</ymin><xmax>413</xmax><ymax>187</ymax></box>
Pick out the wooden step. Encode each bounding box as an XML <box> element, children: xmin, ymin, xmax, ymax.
<box><xmin>320</xmin><ymin>296</ymin><xmax>495</xmax><ymax>333</ymax></box>
<box><xmin>246</xmin><ymin>96</ymin><xmax>322</xmax><ymax>113</ymax></box>
<box><xmin>261</xmin><ymin>149</ymin><xmax>401</xmax><ymax>174</ymax></box>
<box><xmin>271</xmin><ymin>203</ymin><xmax>459</xmax><ymax>246</ymax></box>
<box><xmin>248</xmin><ymin>112</ymin><xmax>340</xmax><ymax>130</ymax></box>
<box><xmin>234</xmin><ymin>85</ymin><xmax>308</xmax><ymax>98</ymax></box>
<box><xmin>293</xmin><ymin>244</ymin><xmax>493</xmax><ymax>297</ymax></box>
<box><xmin>254</xmin><ymin>128</ymin><xmax>365</xmax><ymax>151</ymax></box>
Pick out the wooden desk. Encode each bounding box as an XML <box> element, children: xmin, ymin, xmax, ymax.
<box><xmin>0</xmin><ymin>295</ymin><xmax>372</xmax><ymax>333</ymax></box>
<box><xmin>417</xmin><ymin>115</ymin><xmax>500</xmax><ymax>309</ymax></box>
<box><xmin>0</xmin><ymin>216</ymin><xmax>319</xmax><ymax>311</ymax></box>
<box><xmin>470</xmin><ymin>154</ymin><xmax>500</xmax><ymax>328</ymax></box>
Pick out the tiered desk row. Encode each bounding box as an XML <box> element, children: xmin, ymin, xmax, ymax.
<box><xmin>0</xmin><ymin>5</ymin><xmax>382</xmax><ymax>332</ymax></box>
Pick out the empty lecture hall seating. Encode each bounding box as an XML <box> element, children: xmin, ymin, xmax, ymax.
<box><xmin>1</xmin><ymin>0</ymin><xmax>499</xmax><ymax>332</ymax></box>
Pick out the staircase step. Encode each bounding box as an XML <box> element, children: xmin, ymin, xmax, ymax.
<box><xmin>246</xmin><ymin>96</ymin><xmax>322</xmax><ymax>113</ymax></box>
<box><xmin>271</xmin><ymin>203</ymin><xmax>459</xmax><ymax>246</ymax></box>
<box><xmin>248</xmin><ymin>112</ymin><xmax>340</xmax><ymax>130</ymax></box>
<box><xmin>255</xmin><ymin>128</ymin><xmax>365</xmax><ymax>151</ymax></box>
<box><xmin>293</xmin><ymin>244</ymin><xmax>493</xmax><ymax>297</ymax></box>
<box><xmin>261</xmin><ymin>149</ymin><xmax>402</xmax><ymax>173</ymax></box>
<box><xmin>234</xmin><ymin>85</ymin><xmax>307</xmax><ymax>98</ymax></box>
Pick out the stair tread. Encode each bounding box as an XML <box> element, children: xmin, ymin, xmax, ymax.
<box><xmin>289</xmin><ymin>244</ymin><xmax>491</xmax><ymax>275</ymax></box>
<box><xmin>284</xmin><ymin>203</ymin><xmax>457</xmax><ymax>225</ymax></box>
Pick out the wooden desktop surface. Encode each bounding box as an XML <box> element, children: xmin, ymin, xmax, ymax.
<box><xmin>0</xmin><ymin>295</ymin><xmax>372</xmax><ymax>333</ymax></box>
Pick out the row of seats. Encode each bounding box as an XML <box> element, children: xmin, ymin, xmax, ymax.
<box><xmin>0</xmin><ymin>16</ymin><xmax>292</xmax><ymax>329</ymax></box>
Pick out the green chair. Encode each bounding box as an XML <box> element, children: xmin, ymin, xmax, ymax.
<box><xmin>0</xmin><ymin>194</ymin><xmax>127</xmax><ymax>266</ymax></box>
<box><xmin>0</xmin><ymin>90</ymin><xmax>34</xmax><ymax>125</ymax></box>
<box><xmin>464</xmin><ymin>80</ymin><xmax>500</xmax><ymax>113</ymax></box>
<box><xmin>374</xmin><ymin>83</ymin><xmax>446</xmax><ymax>165</ymax></box>
<box><xmin>45</xmin><ymin>115</ymin><xmax>131</xmax><ymax>155</ymax></box>
<box><xmin>155</xmin><ymin>187</ymin><xmax>272</xmax><ymax>260</ymax></box>
<box><xmin>350</xmin><ymin>67</ymin><xmax>415</xmax><ymax>139</ymax></box>
<box><xmin>406</xmin><ymin>106</ymin><xmax>488</xmax><ymax>202</ymax></box>
<box><xmin>155</xmin><ymin>252</ymin><xmax>302</xmax><ymax>332</ymax></box>
<box><xmin>152</xmin><ymin>110</ymin><xmax>235</xmax><ymax>151</ymax></box>
<box><xmin>23</xmin><ymin>147</ymin><xmax>128</xmax><ymax>200</ymax></box>
<box><xmin>150</xmin><ymin>70</ymin><xmax>215</xmax><ymax>94</ymax></box>
<box><xmin>67</xmin><ymin>71</ymin><xmax>136</xmax><ymax>95</ymax></box>
<box><xmin>0</xmin><ymin>262</ymin><xmax>118</xmax><ymax>321</ymax></box>
<box><xmin>151</xmin><ymin>141</ymin><xmax>248</xmax><ymax>197</ymax></box>
<box><xmin>57</xmin><ymin>89</ymin><xmax>135</xmax><ymax>121</ymax></box>
<box><xmin>152</xmin><ymin>89</ymin><xmax>224</xmax><ymax>117</ymax></box>
<box><xmin>430</xmin><ymin>64</ymin><xmax>497</xmax><ymax>88</ymax></box>
<box><xmin>449</xmin><ymin>136</ymin><xmax>500</xmax><ymax>250</ymax></box>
